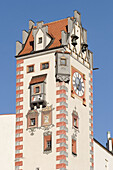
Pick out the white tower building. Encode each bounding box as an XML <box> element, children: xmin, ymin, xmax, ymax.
<box><xmin>15</xmin><ymin>10</ymin><xmax>93</xmax><ymax>170</ymax></box>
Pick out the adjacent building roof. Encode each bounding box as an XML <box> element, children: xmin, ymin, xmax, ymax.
<box><xmin>94</xmin><ymin>138</ymin><xmax>113</xmax><ymax>156</ymax></box>
<box><xmin>0</xmin><ymin>113</ymin><xmax>15</xmax><ymax>115</ymax></box>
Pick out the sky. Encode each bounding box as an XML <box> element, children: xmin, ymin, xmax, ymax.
<box><xmin>0</xmin><ymin>0</ymin><xmax>113</xmax><ymax>146</ymax></box>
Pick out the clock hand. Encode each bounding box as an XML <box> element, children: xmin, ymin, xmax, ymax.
<box><xmin>76</xmin><ymin>80</ymin><xmax>80</xmax><ymax>90</ymax></box>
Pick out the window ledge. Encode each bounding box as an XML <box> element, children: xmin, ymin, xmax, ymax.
<box><xmin>72</xmin><ymin>126</ymin><xmax>79</xmax><ymax>132</ymax></box>
<box><xmin>72</xmin><ymin>152</ymin><xmax>77</xmax><ymax>157</ymax></box>
<box><xmin>26</xmin><ymin>127</ymin><xmax>38</xmax><ymax>136</ymax></box>
<box><xmin>43</xmin><ymin>149</ymin><xmax>52</xmax><ymax>155</ymax></box>
<box><xmin>39</xmin><ymin>124</ymin><xmax>55</xmax><ymax>130</ymax></box>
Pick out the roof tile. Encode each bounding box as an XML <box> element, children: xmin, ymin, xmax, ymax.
<box><xmin>30</xmin><ymin>74</ymin><xmax>47</xmax><ymax>85</ymax></box>
<box><xmin>18</xmin><ymin>18</ymin><xmax>68</xmax><ymax>56</ymax></box>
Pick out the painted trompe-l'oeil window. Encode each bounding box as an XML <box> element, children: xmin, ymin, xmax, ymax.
<box><xmin>41</xmin><ymin>106</ymin><xmax>52</xmax><ymax>127</ymax></box>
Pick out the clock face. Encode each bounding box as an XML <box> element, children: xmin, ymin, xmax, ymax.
<box><xmin>72</xmin><ymin>72</ymin><xmax>84</xmax><ymax>97</ymax></box>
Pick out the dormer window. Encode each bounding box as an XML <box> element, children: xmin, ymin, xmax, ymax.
<box><xmin>38</xmin><ymin>37</ymin><xmax>42</xmax><ymax>44</ymax></box>
<box><xmin>60</xmin><ymin>57</ymin><xmax>66</xmax><ymax>66</ymax></box>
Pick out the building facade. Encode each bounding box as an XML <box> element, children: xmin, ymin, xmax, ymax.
<box><xmin>0</xmin><ymin>114</ymin><xmax>15</xmax><ymax>170</ymax></box>
<box><xmin>15</xmin><ymin>10</ymin><xmax>93</xmax><ymax>170</ymax></box>
<box><xmin>14</xmin><ymin>10</ymin><xmax>113</xmax><ymax>170</ymax></box>
<box><xmin>94</xmin><ymin>134</ymin><xmax>113</xmax><ymax>170</ymax></box>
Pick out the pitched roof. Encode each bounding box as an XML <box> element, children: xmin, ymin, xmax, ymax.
<box><xmin>18</xmin><ymin>18</ymin><xmax>68</xmax><ymax>56</ymax></box>
<box><xmin>30</xmin><ymin>74</ymin><xmax>47</xmax><ymax>85</ymax></box>
<box><xmin>19</xmin><ymin>30</ymin><xmax>34</xmax><ymax>56</ymax></box>
<box><xmin>44</xmin><ymin>18</ymin><xmax>68</xmax><ymax>49</ymax></box>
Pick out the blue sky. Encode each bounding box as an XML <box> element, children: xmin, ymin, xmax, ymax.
<box><xmin>0</xmin><ymin>0</ymin><xmax>113</xmax><ymax>146</ymax></box>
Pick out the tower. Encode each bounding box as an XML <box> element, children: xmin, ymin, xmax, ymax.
<box><xmin>15</xmin><ymin>10</ymin><xmax>93</xmax><ymax>170</ymax></box>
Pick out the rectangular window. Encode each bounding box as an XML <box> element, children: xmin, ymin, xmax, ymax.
<box><xmin>36</xmin><ymin>86</ymin><xmax>40</xmax><ymax>93</ymax></box>
<box><xmin>47</xmin><ymin>140</ymin><xmax>51</xmax><ymax>149</ymax></box>
<box><xmin>30</xmin><ymin>118</ymin><xmax>35</xmax><ymax>126</ymax></box>
<box><xmin>74</xmin><ymin>118</ymin><xmax>77</xmax><ymax>128</ymax></box>
<box><xmin>33</xmin><ymin>85</ymin><xmax>41</xmax><ymax>95</ymax></box>
<box><xmin>73</xmin><ymin>115</ymin><xmax>78</xmax><ymax>129</ymax></box>
<box><xmin>60</xmin><ymin>57</ymin><xmax>66</xmax><ymax>66</ymax></box>
<box><xmin>40</xmin><ymin>62</ymin><xmax>49</xmax><ymax>70</ymax></box>
<box><xmin>38</xmin><ymin>37</ymin><xmax>42</xmax><ymax>44</ymax></box>
<box><xmin>44</xmin><ymin>135</ymin><xmax>52</xmax><ymax>152</ymax></box>
<box><xmin>27</xmin><ymin>110</ymin><xmax>38</xmax><ymax>129</ymax></box>
<box><xmin>72</xmin><ymin>139</ymin><xmax>77</xmax><ymax>155</ymax></box>
<box><xmin>27</xmin><ymin>65</ymin><xmax>34</xmax><ymax>73</ymax></box>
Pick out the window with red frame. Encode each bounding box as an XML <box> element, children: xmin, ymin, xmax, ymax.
<box><xmin>72</xmin><ymin>139</ymin><xmax>77</xmax><ymax>155</ymax></box>
<box><xmin>27</xmin><ymin>65</ymin><xmax>34</xmax><ymax>73</ymax></box>
<box><xmin>30</xmin><ymin>118</ymin><xmax>35</xmax><ymax>126</ymax></box>
<box><xmin>40</xmin><ymin>62</ymin><xmax>49</xmax><ymax>70</ymax></box>
<box><xmin>44</xmin><ymin>134</ymin><xmax>52</xmax><ymax>152</ymax></box>
<box><xmin>27</xmin><ymin>110</ymin><xmax>38</xmax><ymax>129</ymax></box>
<box><xmin>33</xmin><ymin>85</ymin><xmax>40</xmax><ymax>94</ymax></box>
<box><xmin>73</xmin><ymin>115</ymin><xmax>78</xmax><ymax>129</ymax></box>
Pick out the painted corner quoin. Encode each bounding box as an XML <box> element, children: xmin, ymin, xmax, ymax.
<box><xmin>15</xmin><ymin>59</ymin><xmax>24</xmax><ymax>169</ymax></box>
<box><xmin>56</xmin><ymin>82</ymin><xmax>68</xmax><ymax>170</ymax></box>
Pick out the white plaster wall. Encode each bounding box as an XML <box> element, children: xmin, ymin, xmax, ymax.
<box><xmin>22</xmin><ymin>49</ymin><xmax>91</xmax><ymax>170</ymax></box>
<box><xmin>65</xmin><ymin>22</ymin><xmax>91</xmax><ymax>170</ymax></box>
<box><xmin>46</xmin><ymin>34</ymin><xmax>51</xmax><ymax>46</ymax></box>
<box><xmin>23</xmin><ymin>52</ymin><xmax>56</xmax><ymax>170</ymax></box>
<box><xmin>0</xmin><ymin>114</ymin><xmax>15</xmax><ymax>170</ymax></box>
<box><xmin>68</xmin><ymin>56</ymin><xmax>91</xmax><ymax>170</ymax></box>
<box><xmin>22</xmin><ymin>20</ymin><xmax>91</xmax><ymax>169</ymax></box>
<box><xmin>94</xmin><ymin>140</ymin><xmax>113</xmax><ymax>170</ymax></box>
